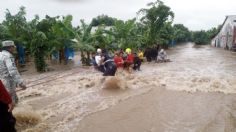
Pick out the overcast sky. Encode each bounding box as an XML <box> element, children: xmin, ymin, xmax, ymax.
<box><xmin>0</xmin><ymin>0</ymin><xmax>235</xmax><ymax>31</ymax></box>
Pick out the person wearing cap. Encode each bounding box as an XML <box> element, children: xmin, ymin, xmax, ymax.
<box><xmin>0</xmin><ymin>40</ymin><xmax>27</xmax><ymax>104</ymax></box>
<box><xmin>125</xmin><ymin>48</ymin><xmax>134</xmax><ymax>63</ymax></box>
<box><xmin>0</xmin><ymin>80</ymin><xmax>16</xmax><ymax>132</ymax></box>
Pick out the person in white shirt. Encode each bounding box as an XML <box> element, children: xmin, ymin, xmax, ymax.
<box><xmin>157</xmin><ymin>49</ymin><xmax>168</xmax><ymax>62</ymax></box>
<box><xmin>95</xmin><ymin>48</ymin><xmax>105</xmax><ymax>72</ymax></box>
<box><xmin>0</xmin><ymin>40</ymin><xmax>27</xmax><ymax>104</ymax></box>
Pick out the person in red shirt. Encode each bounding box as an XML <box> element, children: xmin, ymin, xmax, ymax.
<box><xmin>126</xmin><ymin>53</ymin><xmax>134</xmax><ymax>63</ymax></box>
<box><xmin>0</xmin><ymin>81</ymin><xmax>12</xmax><ymax>106</ymax></box>
<box><xmin>123</xmin><ymin>49</ymin><xmax>134</xmax><ymax>73</ymax></box>
<box><xmin>0</xmin><ymin>80</ymin><xmax>16</xmax><ymax>132</ymax></box>
<box><xmin>114</xmin><ymin>52</ymin><xmax>124</xmax><ymax>68</ymax></box>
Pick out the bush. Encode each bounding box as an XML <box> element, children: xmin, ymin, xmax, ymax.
<box><xmin>192</xmin><ymin>30</ymin><xmax>209</xmax><ymax>45</ymax></box>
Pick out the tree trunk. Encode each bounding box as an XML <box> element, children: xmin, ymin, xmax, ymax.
<box><xmin>59</xmin><ymin>48</ymin><xmax>65</xmax><ymax>64</ymax></box>
<box><xmin>81</xmin><ymin>50</ymin><xmax>85</xmax><ymax>65</ymax></box>
<box><xmin>86</xmin><ymin>51</ymin><xmax>91</xmax><ymax>66</ymax></box>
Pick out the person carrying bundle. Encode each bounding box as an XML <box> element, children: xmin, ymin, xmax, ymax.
<box><xmin>101</xmin><ymin>50</ymin><xmax>117</xmax><ymax>76</ymax></box>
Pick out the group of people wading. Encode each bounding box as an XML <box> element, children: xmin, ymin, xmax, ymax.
<box><xmin>92</xmin><ymin>46</ymin><xmax>169</xmax><ymax>76</ymax></box>
<box><xmin>0</xmin><ymin>40</ymin><xmax>169</xmax><ymax>132</ymax></box>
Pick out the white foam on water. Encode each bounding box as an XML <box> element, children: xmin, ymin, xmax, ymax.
<box><xmin>17</xmin><ymin>44</ymin><xmax>236</xmax><ymax>131</ymax></box>
<box><xmin>18</xmin><ymin>69</ymin><xmax>157</xmax><ymax>132</ymax></box>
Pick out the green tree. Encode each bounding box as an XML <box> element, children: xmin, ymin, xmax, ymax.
<box><xmin>31</xmin><ymin>31</ymin><xmax>48</xmax><ymax>72</ymax></box>
<box><xmin>75</xmin><ymin>20</ymin><xmax>95</xmax><ymax>65</ymax></box>
<box><xmin>91</xmin><ymin>15</ymin><xmax>117</xmax><ymax>26</ymax></box>
<box><xmin>0</xmin><ymin>24</ymin><xmax>10</xmax><ymax>45</ymax></box>
<box><xmin>107</xmin><ymin>19</ymin><xmax>141</xmax><ymax>49</ymax></box>
<box><xmin>192</xmin><ymin>25</ymin><xmax>221</xmax><ymax>45</ymax></box>
<box><xmin>2</xmin><ymin>6</ymin><xmax>28</xmax><ymax>44</ymax></box>
<box><xmin>35</xmin><ymin>15</ymin><xmax>77</xmax><ymax>64</ymax></box>
<box><xmin>50</xmin><ymin>15</ymin><xmax>76</xmax><ymax>64</ymax></box>
<box><xmin>92</xmin><ymin>25</ymin><xmax>115</xmax><ymax>50</ymax></box>
<box><xmin>24</xmin><ymin>16</ymin><xmax>49</xmax><ymax>72</ymax></box>
<box><xmin>158</xmin><ymin>22</ymin><xmax>174</xmax><ymax>46</ymax></box>
<box><xmin>192</xmin><ymin>30</ymin><xmax>209</xmax><ymax>44</ymax></box>
<box><xmin>173</xmin><ymin>24</ymin><xmax>191</xmax><ymax>43</ymax></box>
<box><xmin>206</xmin><ymin>25</ymin><xmax>221</xmax><ymax>39</ymax></box>
<box><xmin>138</xmin><ymin>0</ymin><xmax>174</xmax><ymax>46</ymax></box>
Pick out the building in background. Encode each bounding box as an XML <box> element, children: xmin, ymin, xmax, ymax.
<box><xmin>211</xmin><ymin>15</ymin><xmax>236</xmax><ymax>50</ymax></box>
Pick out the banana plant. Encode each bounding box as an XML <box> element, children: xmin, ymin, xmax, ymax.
<box><xmin>2</xmin><ymin>6</ymin><xmax>28</xmax><ymax>44</ymax></box>
<box><xmin>104</xmin><ymin>19</ymin><xmax>141</xmax><ymax>50</ymax></box>
<box><xmin>74</xmin><ymin>20</ymin><xmax>95</xmax><ymax>65</ymax></box>
<box><xmin>50</xmin><ymin>15</ymin><xmax>76</xmax><ymax>64</ymax></box>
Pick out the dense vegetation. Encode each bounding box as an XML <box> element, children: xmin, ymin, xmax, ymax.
<box><xmin>0</xmin><ymin>0</ymin><xmax>219</xmax><ymax>72</ymax></box>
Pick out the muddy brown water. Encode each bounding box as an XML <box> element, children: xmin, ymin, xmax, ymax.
<box><xmin>16</xmin><ymin>43</ymin><xmax>236</xmax><ymax>132</ymax></box>
<box><xmin>76</xmin><ymin>87</ymin><xmax>236</xmax><ymax>132</ymax></box>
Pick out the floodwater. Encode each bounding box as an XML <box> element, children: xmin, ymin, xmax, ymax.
<box><xmin>15</xmin><ymin>43</ymin><xmax>236</xmax><ymax>132</ymax></box>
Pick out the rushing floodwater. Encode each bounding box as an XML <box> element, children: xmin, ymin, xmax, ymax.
<box><xmin>15</xmin><ymin>43</ymin><xmax>236</xmax><ymax>132</ymax></box>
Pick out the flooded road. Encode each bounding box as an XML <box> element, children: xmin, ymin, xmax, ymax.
<box><xmin>138</xmin><ymin>43</ymin><xmax>236</xmax><ymax>93</ymax></box>
<box><xmin>77</xmin><ymin>88</ymin><xmax>236</xmax><ymax>132</ymax></box>
<box><xmin>76</xmin><ymin>43</ymin><xmax>236</xmax><ymax>132</ymax></box>
<box><xmin>16</xmin><ymin>43</ymin><xmax>236</xmax><ymax>132</ymax></box>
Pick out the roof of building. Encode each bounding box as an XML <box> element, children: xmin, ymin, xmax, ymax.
<box><xmin>212</xmin><ymin>15</ymin><xmax>236</xmax><ymax>39</ymax></box>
